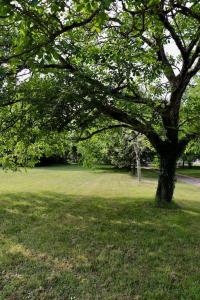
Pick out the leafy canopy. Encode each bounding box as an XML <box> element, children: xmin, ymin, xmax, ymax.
<box><xmin>0</xmin><ymin>0</ymin><xmax>200</xmax><ymax>167</ymax></box>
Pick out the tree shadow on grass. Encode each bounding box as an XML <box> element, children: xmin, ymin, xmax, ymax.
<box><xmin>0</xmin><ymin>192</ymin><xmax>200</xmax><ymax>299</ymax></box>
<box><xmin>33</xmin><ymin>164</ymin><xmax>128</xmax><ymax>173</ymax></box>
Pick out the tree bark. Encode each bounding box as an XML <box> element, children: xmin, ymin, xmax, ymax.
<box><xmin>182</xmin><ymin>158</ymin><xmax>185</xmax><ymax>168</ymax></box>
<box><xmin>133</xmin><ymin>138</ymin><xmax>141</xmax><ymax>182</ymax></box>
<box><xmin>156</xmin><ymin>153</ymin><xmax>177</xmax><ymax>204</ymax></box>
<box><xmin>131</xmin><ymin>160</ymin><xmax>136</xmax><ymax>175</ymax></box>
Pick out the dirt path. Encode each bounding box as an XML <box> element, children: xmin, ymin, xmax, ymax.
<box><xmin>143</xmin><ymin>167</ymin><xmax>200</xmax><ymax>187</ymax></box>
<box><xmin>177</xmin><ymin>174</ymin><xmax>200</xmax><ymax>187</ymax></box>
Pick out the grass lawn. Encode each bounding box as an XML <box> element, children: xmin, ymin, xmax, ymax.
<box><xmin>177</xmin><ymin>167</ymin><xmax>200</xmax><ymax>178</ymax></box>
<box><xmin>0</xmin><ymin>165</ymin><xmax>200</xmax><ymax>300</ymax></box>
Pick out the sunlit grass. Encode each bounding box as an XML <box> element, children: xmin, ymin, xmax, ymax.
<box><xmin>0</xmin><ymin>165</ymin><xmax>200</xmax><ymax>299</ymax></box>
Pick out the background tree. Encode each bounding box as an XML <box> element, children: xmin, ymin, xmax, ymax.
<box><xmin>77</xmin><ymin>128</ymin><xmax>153</xmax><ymax>174</ymax></box>
<box><xmin>0</xmin><ymin>0</ymin><xmax>200</xmax><ymax>204</ymax></box>
<box><xmin>179</xmin><ymin>140</ymin><xmax>200</xmax><ymax>168</ymax></box>
<box><xmin>179</xmin><ymin>77</ymin><xmax>200</xmax><ymax>167</ymax></box>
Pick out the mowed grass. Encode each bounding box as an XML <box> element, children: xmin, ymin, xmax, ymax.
<box><xmin>177</xmin><ymin>166</ymin><xmax>200</xmax><ymax>178</ymax></box>
<box><xmin>0</xmin><ymin>165</ymin><xmax>200</xmax><ymax>300</ymax></box>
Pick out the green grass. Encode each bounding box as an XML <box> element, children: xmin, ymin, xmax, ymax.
<box><xmin>0</xmin><ymin>165</ymin><xmax>200</xmax><ymax>299</ymax></box>
<box><xmin>177</xmin><ymin>167</ymin><xmax>200</xmax><ymax>178</ymax></box>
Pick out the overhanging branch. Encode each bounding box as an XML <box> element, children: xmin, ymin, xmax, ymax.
<box><xmin>158</xmin><ymin>12</ymin><xmax>186</xmax><ymax>59</ymax></box>
<box><xmin>0</xmin><ymin>7</ymin><xmax>100</xmax><ymax>64</ymax></box>
<box><xmin>77</xmin><ymin>124</ymin><xmax>132</xmax><ymax>141</ymax></box>
<box><xmin>38</xmin><ymin>59</ymin><xmax>152</xmax><ymax>106</ymax></box>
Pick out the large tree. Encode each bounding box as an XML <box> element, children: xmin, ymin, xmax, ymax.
<box><xmin>0</xmin><ymin>0</ymin><xmax>200</xmax><ymax>204</ymax></box>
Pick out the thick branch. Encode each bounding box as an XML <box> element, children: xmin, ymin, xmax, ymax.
<box><xmin>141</xmin><ymin>35</ymin><xmax>176</xmax><ymax>86</ymax></box>
<box><xmin>187</xmin><ymin>27</ymin><xmax>200</xmax><ymax>55</ymax></box>
<box><xmin>174</xmin><ymin>4</ymin><xmax>200</xmax><ymax>21</ymax></box>
<box><xmin>37</xmin><ymin>61</ymin><xmax>151</xmax><ymax>106</ymax></box>
<box><xmin>50</xmin><ymin>9</ymin><xmax>100</xmax><ymax>40</ymax></box>
<box><xmin>0</xmin><ymin>99</ymin><xmax>21</xmax><ymax>107</ymax></box>
<box><xmin>158</xmin><ymin>12</ymin><xmax>186</xmax><ymax>59</ymax></box>
<box><xmin>157</xmin><ymin>42</ymin><xmax>176</xmax><ymax>85</ymax></box>
<box><xmin>95</xmin><ymin>100</ymin><xmax>163</xmax><ymax>151</ymax></box>
<box><xmin>188</xmin><ymin>57</ymin><xmax>200</xmax><ymax>77</ymax></box>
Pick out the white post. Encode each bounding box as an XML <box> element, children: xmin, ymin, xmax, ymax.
<box><xmin>133</xmin><ymin>135</ymin><xmax>141</xmax><ymax>182</ymax></box>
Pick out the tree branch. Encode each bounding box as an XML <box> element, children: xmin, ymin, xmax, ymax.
<box><xmin>188</xmin><ymin>57</ymin><xmax>200</xmax><ymax>77</ymax></box>
<box><xmin>94</xmin><ymin>100</ymin><xmax>164</xmax><ymax>151</ymax></box>
<box><xmin>0</xmin><ymin>99</ymin><xmax>21</xmax><ymax>107</ymax></box>
<box><xmin>50</xmin><ymin>8</ymin><xmax>100</xmax><ymax>40</ymax></box>
<box><xmin>187</xmin><ymin>27</ymin><xmax>200</xmax><ymax>55</ymax></box>
<box><xmin>0</xmin><ymin>7</ymin><xmax>100</xmax><ymax>64</ymax></box>
<box><xmin>38</xmin><ymin>60</ymin><xmax>151</xmax><ymax>106</ymax></box>
<box><xmin>174</xmin><ymin>4</ymin><xmax>200</xmax><ymax>21</ymax></box>
<box><xmin>77</xmin><ymin>124</ymin><xmax>132</xmax><ymax>141</ymax></box>
<box><xmin>156</xmin><ymin>42</ymin><xmax>177</xmax><ymax>85</ymax></box>
<box><xmin>158</xmin><ymin>12</ymin><xmax>186</xmax><ymax>59</ymax></box>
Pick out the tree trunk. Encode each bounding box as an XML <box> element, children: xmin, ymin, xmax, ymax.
<box><xmin>133</xmin><ymin>136</ymin><xmax>141</xmax><ymax>182</ymax></box>
<box><xmin>182</xmin><ymin>158</ymin><xmax>185</xmax><ymax>168</ymax></box>
<box><xmin>136</xmin><ymin>156</ymin><xmax>141</xmax><ymax>182</ymax></box>
<box><xmin>131</xmin><ymin>160</ymin><xmax>136</xmax><ymax>175</ymax></box>
<box><xmin>156</xmin><ymin>153</ymin><xmax>177</xmax><ymax>204</ymax></box>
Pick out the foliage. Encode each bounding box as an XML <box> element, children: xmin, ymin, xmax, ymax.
<box><xmin>77</xmin><ymin>135</ymin><xmax>108</xmax><ymax>167</ymax></box>
<box><xmin>180</xmin><ymin>77</ymin><xmax>200</xmax><ymax>137</ymax></box>
<box><xmin>77</xmin><ymin>128</ymin><xmax>153</xmax><ymax>169</ymax></box>
<box><xmin>0</xmin><ymin>122</ymin><xmax>71</xmax><ymax>169</ymax></box>
<box><xmin>0</xmin><ymin>0</ymin><xmax>200</xmax><ymax>202</ymax></box>
<box><xmin>179</xmin><ymin>77</ymin><xmax>200</xmax><ymax>166</ymax></box>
